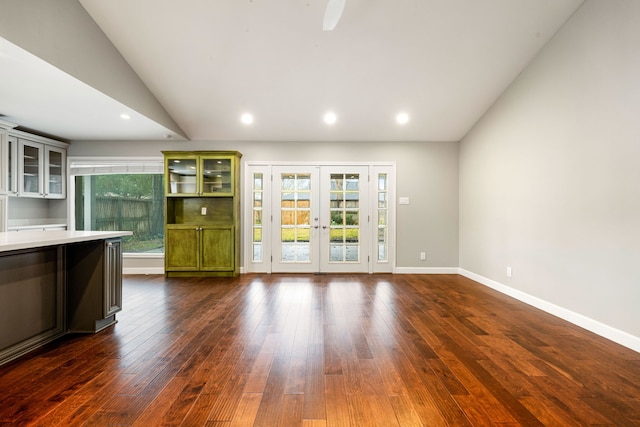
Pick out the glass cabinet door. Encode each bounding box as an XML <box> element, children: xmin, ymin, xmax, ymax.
<box><xmin>45</xmin><ymin>146</ymin><xmax>66</xmax><ymax>198</ymax></box>
<box><xmin>201</xmin><ymin>156</ymin><xmax>233</xmax><ymax>195</ymax></box>
<box><xmin>7</xmin><ymin>136</ymin><xmax>17</xmax><ymax>195</ymax></box>
<box><xmin>0</xmin><ymin>133</ymin><xmax>7</xmax><ymax>194</ymax></box>
<box><xmin>166</xmin><ymin>155</ymin><xmax>198</xmax><ymax>195</ymax></box>
<box><xmin>20</xmin><ymin>140</ymin><xmax>43</xmax><ymax>197</ymax></box>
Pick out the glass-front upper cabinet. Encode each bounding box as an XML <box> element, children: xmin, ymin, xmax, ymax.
<box><xmin>165</xmin><ymin>153</ymin><xmax>235</xmax><ymax>196</ymax></box>
<box><xmin>17</xmin><ymin>138</ymin><xmax>66</xmax><ymax>198</ymax></box>
<box><xmin>200</xmin><ymin>155</ymin><xmax>233</xmax><ymax>196</ymax></box>
<box><xmin>0</xmin><ymin>132</ymin><xmax>7</xmax><ymax>194</ymax></box>
<box><xmin>19</xmin><ymin>139</ymin><xmax>43</xmax><ymax>197</ymax></box>
<box><xmin>7</xmin><ymin>135</ymin><xmax>17</xmax><ymax>195</ymax></box>
<box><xmin>165</xmin><ymin>154</ymin><xmax>198</xmax><ymax>195</ymax></box>
<box><xmin>45</xmin><ymin>146</ymin><xmax>66</xmax><ymax>198</ymax></box>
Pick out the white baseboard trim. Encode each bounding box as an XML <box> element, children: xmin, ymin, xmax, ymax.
<box><xmin>124</xmin><ymin>267</ymin><xmax>245</xmax><ymax>275</ymax></box>
<box><xmin>395</xmin><ymin>267</ymin><xmax>460</xmax><ymax>274</ymax></box>
<box><xmin>124</xmin><ymin>267</ymin><xmax>164</xmax><ymax>275</ymax></box>
<box><xmin>459</xmin><ymin>269</ymin><xmax>640</xmax><ymax>354</ymax></box>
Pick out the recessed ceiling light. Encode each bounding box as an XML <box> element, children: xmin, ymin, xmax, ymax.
<box><xmin>396</xmin><ymin>112</ymin><xmax>410</xmax><ymax>125</ymax></box>
<box><xmin>324</xmin><ymin>111</ymin><xmax>337</xmax><ymax>125</ymax></box>
<box><xmin>241</xmin><ymin>113</ymin><xmax>254</xmax><ymax>125</ymax></box>
<box><xmin>120</xmin><ymin>113</ymin><xmax>131</xmax><ymax>120</ymax></box>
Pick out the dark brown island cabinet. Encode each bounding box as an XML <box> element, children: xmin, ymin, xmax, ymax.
<box><xmin>0</xmin><ymin>230</ymin><xmax>130</xmax><ymax>366</ymax></box>
<box><xmin>163</xmin><ymin>151</ymin><xmax>242</xmax><ymax>277</ymax></box>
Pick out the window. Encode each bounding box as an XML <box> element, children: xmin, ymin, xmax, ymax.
<box><xmin>70</xmin><ymin>158</ymin><xmax>164</xmax><ymax>254</ymax></box>
<box><xmin>251</xmin><ymin>173</ymin><xmax>264</xmax><ymax>262</ymax></box>
<box><xmin>377</xmin><ymin>173</ymin><xmax>389</xmax><ymax>262</ymax></box>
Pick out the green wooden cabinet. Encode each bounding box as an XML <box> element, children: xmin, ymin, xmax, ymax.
<box><xmin>165</xmin><ymin>152</ymin><xmax>235</xmax><ymax>196</ymax></box>
<box><xmin>163</xmin><ymin>151</ymin><xmax>241</xmax><ymax>277</ymax></box>
<box><xmin>165</xmin><ymin>225</ymin><xmax>199</xmax><ymax>271</ymax></box>
<box><xmin>201</xmin><ymin>226</ymin><xmax>234</xmax><ymax>271</ymax></box>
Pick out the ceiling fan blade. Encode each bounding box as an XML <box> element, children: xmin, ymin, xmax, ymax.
<box><xmin>323</xmin><ymin>0</ymin><xmax>346</xmax><ymax>31</ymax></box>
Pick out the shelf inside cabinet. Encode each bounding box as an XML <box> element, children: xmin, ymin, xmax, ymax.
<box><xmin>166</xmin><ymin>197</ymin><xmax>234</xmax><ymax>225</ymax></box>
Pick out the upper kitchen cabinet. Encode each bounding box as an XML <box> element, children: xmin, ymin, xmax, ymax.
<box><xmin>18</xmin><ymin>138</ymin><xmax>67</xmax><ymax>199</ymax></box>
<box><xmin>165</xmin><ymin>152</ymin><xmax>235</xmax><ymax>197</ymax></box>
<box><xmin>0</xmin><ymin>132</ymin><xmax>18</xmax><ymax>196</ymax></box>
<box><xmin>1</xmin><ymin>128</ymin><xmax>68</xmax><ymax>232</ymax></box>
<box><xmin>0</xmin><ymin>132</ymin><xmax>6</xmax><ymax>195</ymax></box>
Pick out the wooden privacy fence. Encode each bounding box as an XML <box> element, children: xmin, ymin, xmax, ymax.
<box><xmin>93</xmin><ymin>196</ymin><xmax>163</xmax><ymax>237</ymax></box>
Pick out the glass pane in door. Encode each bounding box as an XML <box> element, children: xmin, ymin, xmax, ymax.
<box><xmin>377</xmin><ymin>173</ymin><xmax>388</xmax><ymax>261</ymax></box>
<box><xmin>328</xmin><ymin>173</ymin><xmax>360</xmax><ymax>263</ymax></box>
<box><xmin>251</xmin><ymin>173</ymin><xmax>264</xmax><ymax>262</ymax></box>
<box><xmin>202</xmin><ymin>158</ymin><xmax>231</xmax><ymax>193</ymax></box>
<box><xmin>167</xmin><ymin>157</ymin><xmax>197</xmax><ymax>194</ymax></box>
<box><xmin>280</xmin><ymin>173</ymin><xmax>312</xmax><ymax>263</ymax></box>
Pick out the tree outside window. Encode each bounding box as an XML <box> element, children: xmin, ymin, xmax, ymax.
<box><xmin>75</xmin><ymin>174</ymin><xmax>164</xmax><ymax>253</ymax></box>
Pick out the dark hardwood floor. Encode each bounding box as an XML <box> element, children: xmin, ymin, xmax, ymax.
<box><xmin>1</xmin><ymin>274</ymin><xmax>639</xmax><ymax>426</ymax></box>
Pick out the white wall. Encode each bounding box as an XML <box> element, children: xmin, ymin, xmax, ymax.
<box><xmin>460</xmin><ymin>0</ymin><xmax>640</xmax><ymax>347</ymax></box>
<box><xmin>70</xmin><ymin>139</ymin><xmax>460</xmax><ymax>271</ymax></box>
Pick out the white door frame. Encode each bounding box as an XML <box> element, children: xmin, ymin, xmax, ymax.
<box><xmin>243</xmin><ymin>161</ymin><xmax>396</xmax><ymax>274</ymax></box>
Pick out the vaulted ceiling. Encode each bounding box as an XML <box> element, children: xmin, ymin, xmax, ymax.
<box><xmin>0</xmin><ymin>0</ymin><xmax>583</xmax><ymax>142</ymax></box>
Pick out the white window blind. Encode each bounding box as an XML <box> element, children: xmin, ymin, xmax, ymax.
<box><xmin>69</xmin><ymin>157</ymin><xmax>163</xmax><ymax>175</ymax></box>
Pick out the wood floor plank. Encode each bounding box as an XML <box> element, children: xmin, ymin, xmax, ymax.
<box><xmin>1</xmin><ymin>273</ymin><xmax>639</xmax><ymax>426</ymax></box>
<box><xmin>130</xmin><ymin>376</ymin><xmax>191</xmax><ymax>426</ymax></box>
<box><xmin>205</xmin><ymin>371</ymin><xmax>248</xmax><ymax>422</ymax></box>
<box><xmin>303</xmin><ymin>343</ymin><xmax>326</xmax><ymax>420</ymax></box>
<box><xmin>388</xmin><ymin>395</ymin><xmax>424</xmax><ymax>427</ymax></box>
<box><xmin>252</xmin><ymin>357</ymin><xmax>290</xmax><ymax>427</ymax></box>
<box><xmin>302</xmin><ymin>420</ymin><xmax>327</xmax><ymax>427</ymax></box>
<box><xmin>324</xmin><ymin>374</ymin><xmax>352</xmax><ymax>427</ymax></box>
<box><xmin>278</xmin><ymin>393</ymin><xmax>304</xmax><ymax>426</ymax></box>
<box><xmin>357</xmin><ymin>359</ymin><xmax>403</xmax><ymax>426</ymax></box>
<box><xmin>179</xmin><ymin>392</ymin><xmax>220</xmax><ymax>426</ymax></box>
<box><xmin>228</xmin><ymin>393</ymin><xmax>262</xmax><ymax>427</ymax></box>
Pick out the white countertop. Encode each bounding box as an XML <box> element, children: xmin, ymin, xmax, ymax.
<box><xmin>7</xmin><ymin>218</ymin><xmax>67</xmax><ymax>228</ymax></box>
<box><xmin>0</xmin><ymin>230</ymin><xmax>133</xmax><ymax>253</ymax></box>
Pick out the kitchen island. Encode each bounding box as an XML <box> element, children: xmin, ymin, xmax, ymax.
<box><xmin>0</xmin><ymin>230</ymin><xmax>132</xmax><ymax>366</ymax></box>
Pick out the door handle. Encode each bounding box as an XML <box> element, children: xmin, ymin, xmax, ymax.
<box><xmin>322</xmin><ymin>226</ymin><xmax>328</xmax><ymax>229</ymax></box>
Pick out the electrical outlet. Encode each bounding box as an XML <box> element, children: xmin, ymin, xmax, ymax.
<box><xmin>201</xmin><ymin>207</ymin><xmax>207</xmax><ymax>215</ymax></box>
<box><xmin>506</xmin><ymin>266</ymin><xmax>512</xmax><ymax>277</ymax></box>
<box><xmin>420</xmin><ymin>252</ymin><xmax>426</xmax><ymax>261</ymax></box>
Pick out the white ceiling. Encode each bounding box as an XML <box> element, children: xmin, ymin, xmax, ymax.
<box><xmin>0</xmin><ymin>36</ymin><xmax>182</xmax><ymax>142</ymax></box>
<box><xmin>1</xmin><ymin>0</ymin><xmax>583</xmax><ymax>142</ymax></box>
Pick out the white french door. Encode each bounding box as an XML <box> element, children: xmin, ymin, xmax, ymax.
<box><xmin>246</xmin><ymin>163</ymin><xmax>394</xmax><ymax>274</ymax></box>
<box><xmin>271</xmin><ymin>166</ymin><xmax>319</xmax><ymax>272</ymax></box>
<box><xmin>270</xmin><ymin>165</ymin><xmax>369</xmax><ymax>273</ymax></box>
